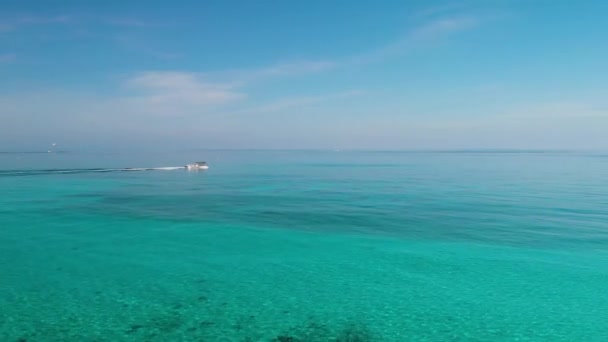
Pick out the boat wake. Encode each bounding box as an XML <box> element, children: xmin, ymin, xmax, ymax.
<box><xmin>0</xmin><ymin>166</ymin><xmax>186</xmax><ymax>177</ymax></box>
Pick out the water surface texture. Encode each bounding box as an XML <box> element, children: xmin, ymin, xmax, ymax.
<box><xmin>1</xmin><ymin>151</ymin><xmax>608</xmax><ymax>341</ymax></box>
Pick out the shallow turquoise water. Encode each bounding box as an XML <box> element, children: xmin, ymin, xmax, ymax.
<box><xmin>1</xmin><ymin>151</ymin><xmax>608</xmax><ymax>341</ymax></box>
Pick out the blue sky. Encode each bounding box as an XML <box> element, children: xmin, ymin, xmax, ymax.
<box><xmin>1</xmin><ymin>0</ymin><xmax>607</xmax><ymax>150</ymax></box>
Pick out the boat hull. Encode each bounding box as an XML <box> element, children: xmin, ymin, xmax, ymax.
<box><xmin>185</xmin><ymin>164</ymin><xmax>209</xmax><ymax>170</ymax></box>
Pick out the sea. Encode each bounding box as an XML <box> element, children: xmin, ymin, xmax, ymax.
<box><xmin>1</xmin><ymin>150</ymin><xmax>607</xmax><ymax>341</ymax></box>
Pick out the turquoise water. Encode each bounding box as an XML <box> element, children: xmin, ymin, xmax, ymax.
<box><xmin>1</xmin><ymin>151</ymin><xmax>608</xmax><ymax>341</ymax></box>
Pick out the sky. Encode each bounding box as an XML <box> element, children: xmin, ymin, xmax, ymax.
<box><xmin>1</xmin><ymin>0</ymin><xmax>607</xmax><ymax>151</ymax></box>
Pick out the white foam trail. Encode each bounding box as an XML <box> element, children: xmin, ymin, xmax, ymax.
<box><xmin>151</xmin><ymin>167</ymin><xmax>185</xmax><ymax>170</ymax></box>
<box><xmin>0</xmin><ymin>166</ymin><xmax>188</xmax><ymax>176</ymax></box>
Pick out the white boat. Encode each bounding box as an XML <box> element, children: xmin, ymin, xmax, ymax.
<box><xmin>185</xmin><ymin>161</ymin><xmax>209</xmax><ymax>170</ymax></box>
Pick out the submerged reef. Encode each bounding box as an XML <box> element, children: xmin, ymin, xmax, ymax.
<box><xmin>122</xmin><ymin>309</ymin><xmax>376</xmax><ymax>342</ymax></box>
<box><xmin>273</xmin><ymin>321</ymin><xmax>375</xmax><ymax>342</ymax></box>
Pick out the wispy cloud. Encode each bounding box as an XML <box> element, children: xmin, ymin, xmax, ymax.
<box><xmin>206</xmin><ymin>12</ymin><xmax>482</xmax><ymax>85</ymax></box>
<box><xmin>403</xmin><ymin>101</ymin><xmax>608</xmax><ymax>135</ymax></box>
<box><xmin>0</xmin><ymin>14</ymin><xmax>70</xmax><ymax>34</ymax></box>
<box><xmin>255</xmin><ymin>60</ymin><xmax>336</xmax><ymax>76</ymax></box>
<box><xmin>0</xmin><ymin>23</ymin><xmax>13</xmax><ymax>32</ymax></box>
<box><xmin>16</xmin><ymin>15</ymin><xmax>70</xmax><ymax>25</ymax></box>
<box><xmin>3</xmin><ymin>13</ymin><xmax>153</xmax><ymax>30</ymax></box>
<box><xmin>0</xmin><ymin>53</ymin><xmax>16</xmax><ymax>63</ymax></box>
<box><xmin>210</xmin><ymin>60</ymin><xmax>336</xmax><ymax>85</ymax></box>
<box><xmin>408</xmin><ymin>16</ymin><xmax>478</xmax><ymax>40</ymax></box>
<box><xmin>423</xmin><ymin>101</ymin><xmax>608</xmax><ymax>149</ymax></box>
<box><xmin>414</xmin><ymin>3</ymin><xmax>470</xmax><ymax>19</ymax></box>
<box><xmin>498</xmin><ymin>102</ymin><xmax>608</xmax><ymax>121</ymax></box>
<box><xmin>151</xmin><ymin>51</ymin><xmax>183</xmax><ymax>60</ymax></box>
<box><xmin>347</xmin><ymin>15</ymin><xmax>479</xmax><ymax>65</ymax></box>
<box><xmin>233</xmin><ymin>90</ymin><xmax>364</xmax><ymax>115</ymax></box>
<box><xmin>123</xmin><ymin>71</ymin><xmax>245</xmax><ymax>112</ymax></box>
<box><xmin>113</xmin><ymin>33</ymin><xmax>184</xmax><ymax>61</ymax></box>
<box><xmin>105</xmin><ymin>17</ymin><xmax>150</xmax><ymax>28</ymax></box>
